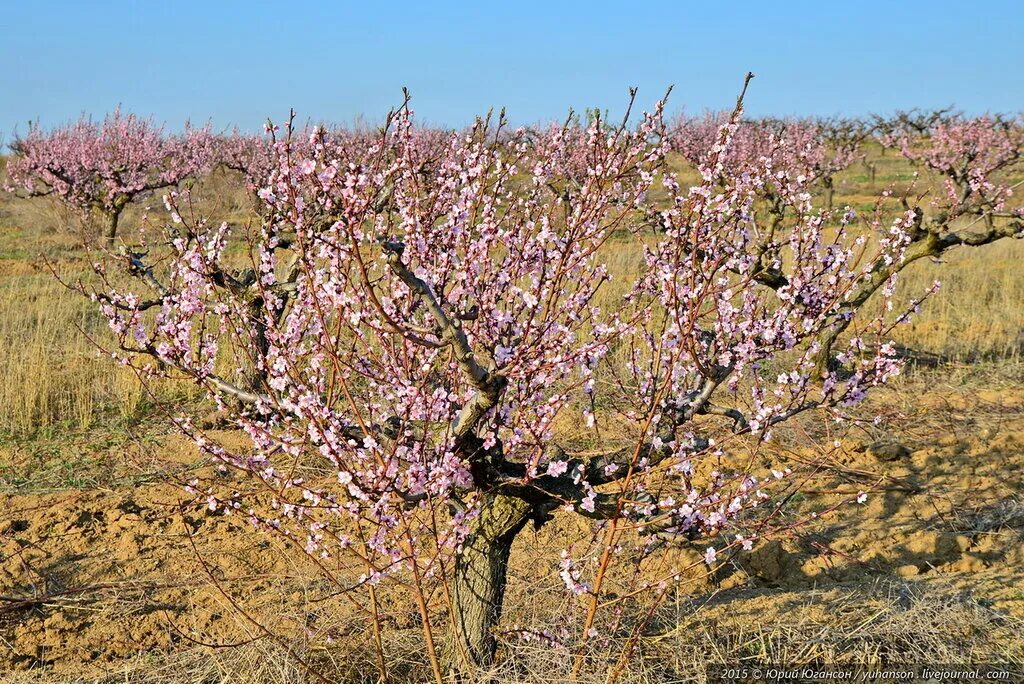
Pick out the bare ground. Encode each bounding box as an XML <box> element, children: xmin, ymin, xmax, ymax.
<box><xmin>1</xmin><ymin>365</ymin><xmax>1023</xmax><ymax>682</ymax></box>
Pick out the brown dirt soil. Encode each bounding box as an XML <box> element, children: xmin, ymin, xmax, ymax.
<box><xmin>2</xmin><ymin>371</ymin><xmax>1023</xmax><ymax>681</ymax></box>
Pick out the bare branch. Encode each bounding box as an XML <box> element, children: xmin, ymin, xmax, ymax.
<box><xmin>381</xmin><ymin>241</ymin><xmax>506</xmax><ymax>439</ymax></box>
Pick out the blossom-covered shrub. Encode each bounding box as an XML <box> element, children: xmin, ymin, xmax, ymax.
<box><xmin>72</xmin><ymin>83</ymin><xmax>1022</xmax><ymax>680</ymax></box>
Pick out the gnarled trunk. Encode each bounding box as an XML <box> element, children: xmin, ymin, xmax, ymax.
<box><xmin>105</xmin><ymin>210</ymin><xmax>120</xmax><ymax>245</ymax></box>
<box><xmin>443</xmin><ymin>494</ymin><xmax>532</xmax><ymax>679</ymax></box>
<box><xmin>241</xmin><ymin>295</ymin><xmax>270</xmax><ymax>393</ymax></box>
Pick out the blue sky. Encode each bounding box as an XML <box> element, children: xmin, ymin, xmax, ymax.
<box><xmin>1</xmin><ymin>1</ymin><xmax>1021</xmax><ymax>139</ymax></box>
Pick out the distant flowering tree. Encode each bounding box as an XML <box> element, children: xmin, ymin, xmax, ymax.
<box><xmin>668</xmin><ymin>112</ymin><xmax>865</xmax><ymax>211</ymax></box>
<box><xmin>72</xmin><ymin>80</ymin><xmax>1022</xmax><ymax>680</ymax></box>
<box><xmin>883</xmin><ymin>110</ymin><xmax>1024</xmax><ymax>222</ymax></box>
<box><xmin>215</xmin><ymin>128</ymin><xmax>274</xmax><ymax>198</ymax></box>
<box><xmin>5</xmin><ymin>109</ymin><xmax>215</xmax><ymax>243</ymax></box>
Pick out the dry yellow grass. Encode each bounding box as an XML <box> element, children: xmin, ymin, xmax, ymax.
<box><xmin>0</xmin><ymin>275</ymin><xmax>143</xmax><ymax>434</ymax></box>
<box><xmin>0</xmin><ymin>172</ymin><xmax>238</xmax><ymax>439</ymax></box>
<box><xmin>892</xmin><ymin>240</ymin><xmax>1024</xmax><ymax>360</ymax></box>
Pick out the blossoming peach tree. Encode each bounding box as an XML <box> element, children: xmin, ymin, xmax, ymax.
<box><xmin>69</xmin><ymin>81</ymin><xmax>1022</xmax><ymax>680</ymax></box>
<box><xmin>5</xmin><ymin>109</ymin><xmax>215</xmax><ymax>243</ymax></box>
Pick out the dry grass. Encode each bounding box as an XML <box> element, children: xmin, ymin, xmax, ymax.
<box><xmin>486</xmin><ymin>584</ymin><xmax>1024</xmax><ymax>683</ymax></box>
<box><xmin>0</xmin><ymin>275</ymin><xmax>143</xmax><ymax>435</ymax></box>
<box><xmin>0</xmin><ymin>168</ymin><xmax>250</xmax><ymax>440</ymax></box>
<box><xmin>5</xmin><ymin>582</ymin><xmax>1017</xmax><ymax>683</ymax></box>
<box><xmin>891</xmin><ymin>241</ymin><xmax>1024</xmax><ymax>360</ymax></box>
<box><xmin>1</xmin><ymin>644</ymin><xmax>310</xmax><ymax>684</ymax></box>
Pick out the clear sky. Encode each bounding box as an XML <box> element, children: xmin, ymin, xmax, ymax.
<box><xmin>1</xmin><ymin>0</ymin><xmax>1021</xmax><ymax>139</ymax></box>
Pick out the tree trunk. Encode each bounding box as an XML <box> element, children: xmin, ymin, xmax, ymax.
<box><xmin>443</xmin><ymin>493</ymin><xmax>532</xmax><ymax>679</ymax></box>
<box><xmin>241</xmin><ymin>296</ymin><xmax>270</xmax><ymax>393</ymax></box>
<box><xmin>824</xmin><ymin>177</ymin><xmax>835</xmax><ymax>213</ymax></box>
<box><xmin>105</xmin><ymin>210</ymin><xmax>120</xmax><ymax>245</ymax></box>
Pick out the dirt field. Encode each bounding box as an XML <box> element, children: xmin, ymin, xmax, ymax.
<box><xmin>1</xmin><ymin>366</ymin><xmax>1022</xmax><ymax>682</ymax></box>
